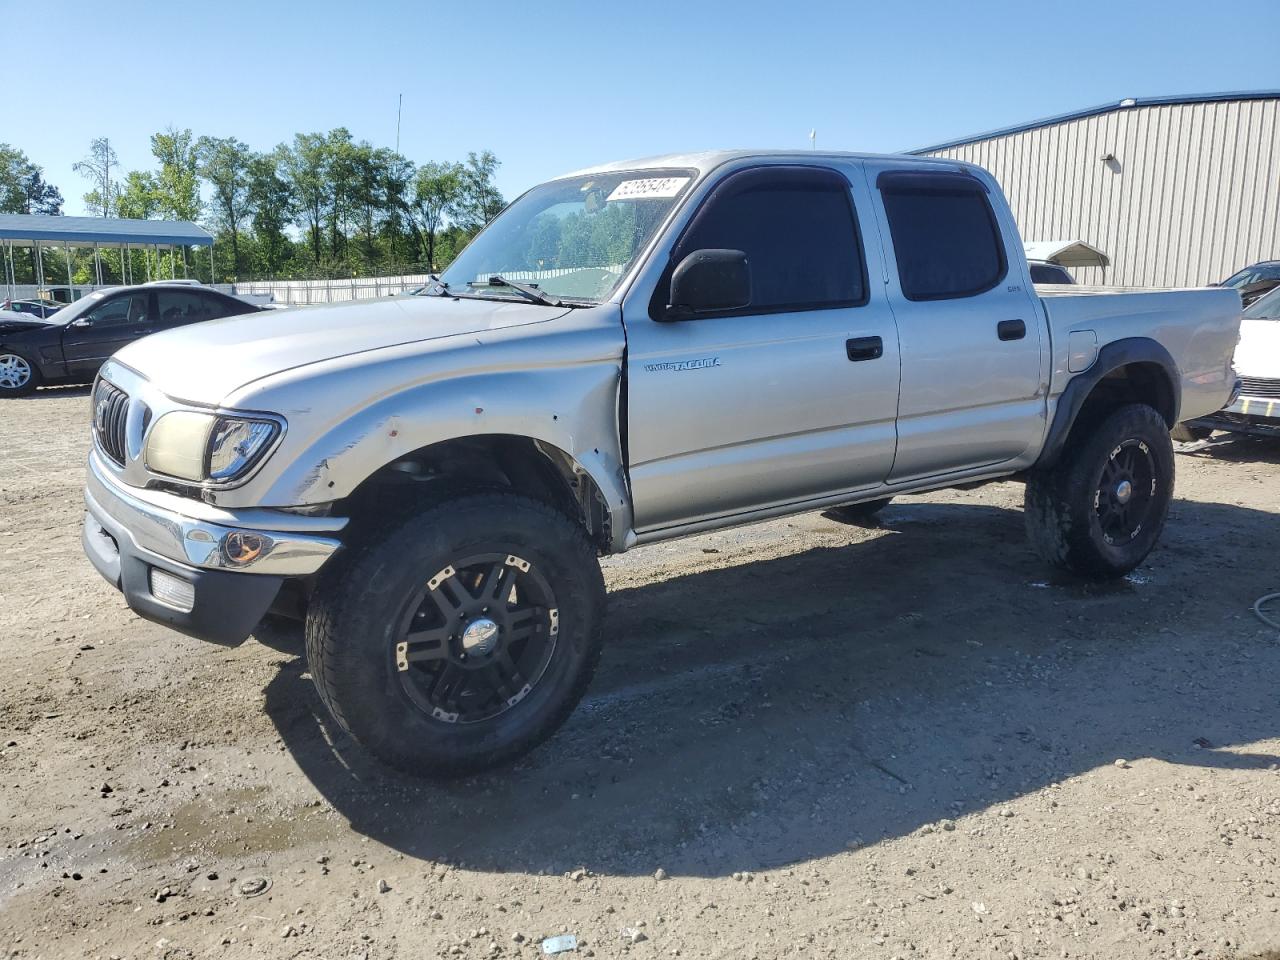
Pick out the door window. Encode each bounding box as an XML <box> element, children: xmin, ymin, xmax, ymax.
<box><xmin>85</xmin><ymin>293</ymin><xmax>149</xmax><ymax>328</ymax></box>
<box><xmin>661</xmin><ymin>166</ymin><xmax>867</xmax><ymax>317</ymax></box>
<box><xmin>157</xmin><ymin>290</ymin><xmax>226</xmax><ymax>325</ymax></box>
<box><xmin>878</xmin><ymin>171</ymin><xmax>1006</xmax><ymax>301</ymax></box>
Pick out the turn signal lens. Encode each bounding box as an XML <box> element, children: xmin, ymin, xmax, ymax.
<box><xmin>223</xmin><ymin>531</ymin><xmax>268</xmax><ymax>566</ymax></box>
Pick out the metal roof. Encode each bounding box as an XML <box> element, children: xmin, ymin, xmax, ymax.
<box><xmin>1024</xmin><ymin>240</ymin><xmax>1111</xmax><ymax>269</ymax></box>
<box><xmin>909</xmin><ymin>90</ymin><xmax>1280</xmax><ymax>155</ymax></box>
<box><xmin>0</xmin><ymin>214</ymin><xmax>212</xmax><ymax>247</ymax></box>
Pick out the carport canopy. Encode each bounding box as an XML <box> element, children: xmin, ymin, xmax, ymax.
<box><xmin>0</xmin><ymin>214</ymin><xmax>213</xmax><ymax>294</ymax></box>
<box><xmin>1023</xmin><ymin>239</ymin><xmax>1111</xmax><ymax>269</ymax></box>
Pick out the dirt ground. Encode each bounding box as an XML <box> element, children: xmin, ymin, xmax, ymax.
<box><xmin>2</xmin><ymin>388</ymin><xmax>1280</xmax><ymax>960</ymax></box>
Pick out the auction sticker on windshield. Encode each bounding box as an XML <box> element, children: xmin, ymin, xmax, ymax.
<box><xmin>606</xmin><ymin>177</ymin><xmax>691</xmax><ymax>202</ymax></box>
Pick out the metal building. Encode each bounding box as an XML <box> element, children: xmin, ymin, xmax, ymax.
<box><xmin>911</xmin><ymin>91</ymin><xmax>1280</xmax><ymax>287</ymax></box>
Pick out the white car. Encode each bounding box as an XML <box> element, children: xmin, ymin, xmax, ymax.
<box><xmin>1182</xmin><ymin>285</ymin><xmax>1280</xmax><ymax>439</ymax></box>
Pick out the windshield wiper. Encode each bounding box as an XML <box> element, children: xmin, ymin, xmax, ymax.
<box><xmin>468</xmin><ymin>275</ymin><xmax>562</xmax><ymax>307</ymax></box>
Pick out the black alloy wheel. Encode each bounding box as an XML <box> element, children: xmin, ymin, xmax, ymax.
<box><xmin>394</xmin><ymin>553</ymin><xmax>559</xmax><ymax>724</ymax></box>
<box><xmin>1094</xmin><ymin>439</ymin><xmax>1157</xmax><ymax>547</ymax></box>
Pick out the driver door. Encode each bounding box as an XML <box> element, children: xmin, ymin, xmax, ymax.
<box><xmin>62</xmin><ymin>291</ymin><xmax>156</xmax><ymax>378</ymax></box>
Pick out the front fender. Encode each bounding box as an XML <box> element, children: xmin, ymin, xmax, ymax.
<box><xmin>212</xmin><ymin>342</ymin><xmax>631</xmax><ymax>547</ymax></box>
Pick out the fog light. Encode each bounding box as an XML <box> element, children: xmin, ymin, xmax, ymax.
<box><xmin>223</xmin><ymin>531</ymin><xmax>268</xmax><ymax>566</ymax></box>
<box><xmin>149</xmin><ymin>568</ymin><xmax>195</xmax><ymax>612</ymax></box>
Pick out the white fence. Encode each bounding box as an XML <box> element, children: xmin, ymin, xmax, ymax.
<box><xmin>226</xmin><ymin>274</ymin><xmax>431</xmax><ymax>305</ymax></box>
<box><xmin>3</xmin><ymin>274</ymin><xmax>431</xmax><ymax>308</ymax></box>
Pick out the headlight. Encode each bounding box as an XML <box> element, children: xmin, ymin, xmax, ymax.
<box><xmin>146</xmin><ymin>411</ymin><xmax>216</xmax><ymax>481</ymax></box>
<box><xmin>208</xmin><ymin>417</ymin><xmax>279</xmax><ymax>481</ymax></box>
<box><xmin>145</xmin><ymin>412</ymin><xmax>281</xmax><ymax>483</ymax></box>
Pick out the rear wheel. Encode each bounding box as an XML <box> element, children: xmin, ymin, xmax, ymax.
<box><xmin>1025</xmin><ymin>403</ymin><xmax>1174</xmax><ymax>579</ymax></box>
<box><xmin>305</xmin><ymin>492</ymin><xmax>605</xmax><ymax>776</ymax></box>
<box><xmin>0</xmin><ymin>352</ymin><xmax>39</xmax><ymax>397</ymax></box>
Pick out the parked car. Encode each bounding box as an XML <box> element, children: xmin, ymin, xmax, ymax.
<box><xmin>0</xmin><ymin>282</ymin><xmax>262</xmax><ymax>397</ymax></box>
<box><xmin>1179</xmin><ymin>284</ymin><xmax>1280</xmax><ymax>439</ymax></box>
<box><xmin>0</xmin><ymin>298</ymin><xmax>64</xmax><ymax>319</ymax></box>
<box><xmin>1028</xmin><ymin>260</ymin><xmax>1075</xmax><ymax>284</ymax></box>
<box><xmin>82</xmin><ymin>150</ymin><xmax>1241</xmax><ymax>775</ymax></box>
<box><xmin>1219</xmin><ymin>261</ymin><xmax>1280</xmax><ymax>307</ymax></box>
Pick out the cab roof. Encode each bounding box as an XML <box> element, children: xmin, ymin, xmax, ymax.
<box><xmin>556</xmin><ymin>149</ymin><xmax>967</xmax><ymax>182</ymax></box>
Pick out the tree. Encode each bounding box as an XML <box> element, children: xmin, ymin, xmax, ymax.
<box><xmin>0</xmin><ymin>144</ymin><xmax>62</xmax><ymax>215</ymax></box>
<box><xmin>115</xmin><ymin>171</ymin><xmax>160</xmax><ymax>219</ymax></box>
<box><xmin>246</xmin><ymin>151</ymin><xmax>294</xmax><ymax>276</ymax></box>
<box><xmin>279</xmin><ymin>132</ymin><xmax>329</xmax><ymax>264</ymax></box>
<box><xmin>412</xmin><ymin>161</ymin><xmax>463</xmax><ymax>271</ymax></box>
<box><xmin>73</xmin><ymin>137</ymin><xmax>119</xmax><ymax>217</ymax></box>
<box><xmin>150</xmin><ymin>127</ymin><xmax>201</xmax><ymax>220</ymax></box>
<box><xmin>196</xmin><ymin>136</ymin><xmax>252</xmax><ymax>276</ymax></box>
<box><xmin>455</xmin><ymin>151</ymin><xmax>504</xmax><ymax>230</ymax></box>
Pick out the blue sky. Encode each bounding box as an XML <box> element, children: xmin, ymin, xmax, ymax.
<box><xmin>8</xmin><ymin>0</ymin><xmax>1279</xmax><ymax>215</ymax></box>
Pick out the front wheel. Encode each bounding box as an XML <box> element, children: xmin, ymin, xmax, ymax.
<box><xmin>305</xmin><ymin>492</ymin><xmax>605</xmax><ymax>776</ymax></box>
<box><xmin>1025</xmin><ymin>403</ymin><xmax>1174</xmax><ymax>579</ymax></box>
<box><xmin>0</xmin><ymin>352</ymin><xmax>40</xmax><ymax>397</ymax></box>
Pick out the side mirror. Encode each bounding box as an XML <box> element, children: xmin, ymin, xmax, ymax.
<box><xmin>664</xmin><ymin>249</ymin><xmax>750</xmax><ymax>320</ymax></box>
<box><xmin>70</xmin><ymin>317</ymin><xmax>93</xmax><ymax>328</ymax></box>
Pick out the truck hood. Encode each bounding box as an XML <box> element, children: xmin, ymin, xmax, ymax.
<box><xmin>1235</xmin><ymin>317</ymin><xmax>1280</xmax><ymax>378</ymax></box>
<box><xmin>115</xmin><ymin>295</ymin><xmax>572</xmax><ymax>403</ymax></box>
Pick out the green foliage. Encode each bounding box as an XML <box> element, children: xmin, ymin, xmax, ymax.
<box><xmin>116</xmin><ymin>171</ymin><xmax>160</xmax><ymax>219</ymax></box>
<box><xmin>0</xmin><ymin>143</ymin><xmax>62</xmax><ymax>215</ymax></box>
<box><xmin>72</xmin><ymin>137</ymin><xmax>118</xmax><ymax>216</ymax></box>
<box><xmin>150</xmin><ymin>127</ymin><xmax>201</xmax><ymax>221</ymax></box>
<box><xmin>11</xmin><ymin>128</ymin><xmax>509</xmax><ymax>282</ymax></box>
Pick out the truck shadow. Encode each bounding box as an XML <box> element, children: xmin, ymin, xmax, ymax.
<box><xmin>260</xmin><ymin>496</ymin><xmax>1280</xmax><ymax>879</ymax></box>
<box><xmin>1177</xmin><ymin>433</ymin><xmax>1280</xmax><ymax>464</ymax></box>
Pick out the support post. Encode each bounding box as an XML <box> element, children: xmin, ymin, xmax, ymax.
<box><xmin>93</xmin><ymin>244</ymin><xmax>103</xmax><ymax>286</ymax></box>
<box><xmin>63</xmin><ymin>241</ymin><xmax>73</xmax><ymax>291</ymax></box>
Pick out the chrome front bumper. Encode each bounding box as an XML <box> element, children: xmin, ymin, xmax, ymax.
<box><xmin>83</xmin><ymin>452</ymin><xmax>347</xmax><ymax>644</ymax></box>
<box><xmin>85</xmin><ymin>450</ymin><xmax>345</xmax><ymax>576</ymax></box>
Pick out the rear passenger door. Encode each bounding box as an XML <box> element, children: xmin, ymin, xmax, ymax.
<box><xmin>865</xmin><ymin>164</ymin><xmax>1046</xmax><ymax>482</ymax></box>
<box><xmin>624</xmin><ymin>163</ymin><xmax>901</xmax><ymax>532</ymax></box>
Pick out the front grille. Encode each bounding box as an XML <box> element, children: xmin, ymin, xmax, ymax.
<box><xmin>93</xmin><ymin>379</ymin><xmax>130</xmax><ymax>465</ymax></box>
<box><xmin>1238</xmin><ymin>376</ymin><xmax>1280</xmax><ymax>400</ymax></box>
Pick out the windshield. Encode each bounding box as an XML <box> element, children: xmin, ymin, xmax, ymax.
<box><xmin>435</xmin><ymin>169</ymin><xmax>695</xmax><ymax>304</ymax></box>
<box><xmin>1243</xmin><ymin>285</ymin><xmax>1280</xmax><ymax>320</ymax></box>
<box><xmin>1222</xmin><ymin>263</ymin><xmax>1280</xmax><ymax>288</ymax></box>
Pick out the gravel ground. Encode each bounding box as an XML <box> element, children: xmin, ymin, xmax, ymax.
<box><xmin>2</xmin><ymin>388</ymin><xmax>1280</xmax><ymax>960</ymax></box>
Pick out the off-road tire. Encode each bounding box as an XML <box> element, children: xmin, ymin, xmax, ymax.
<box><xmin>1171</xmin><ymin>423</ymin><xmax>1212</xmax><ymax>443</ymax></box>
<box><xmin>826</xmin><ymin>497</ymin><xmax>893</xmax><ymax>524</ymax></box>
<box><xmin>0</xmin><ymin>351</ymin><xmax>41</xmax><ymax>397</ymax></box>
<box><xmin>305</xmin><ymin>492</ymin><xmax>606</xmax><ymax>776</ymax></box>
<box><xmin>1025</xmin><ymin>403</ymin><xmax>1174</xmax><ymax>580</ymax></box>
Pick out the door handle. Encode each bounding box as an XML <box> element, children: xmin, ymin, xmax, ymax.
<box><xmin>846</xmin><ymin>336</ymin><xmax>883</xmax><ymax>362</ymax></box>
<box><xmin>997</xmin><ymin>319</ymin><xmax>1026</xmax><ymax>341</ymax></box>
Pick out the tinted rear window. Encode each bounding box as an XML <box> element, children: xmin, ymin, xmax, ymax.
<box><xmin>879</xmin><ymin>171</ymin><xmax>1006</xmax><ymax>301</ymax></box>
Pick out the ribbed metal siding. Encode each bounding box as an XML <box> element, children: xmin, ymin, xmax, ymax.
<box><xmin>923</xmin><ymin>98</ymin><xmax>1280</xmax><ymax>287</ymax></box>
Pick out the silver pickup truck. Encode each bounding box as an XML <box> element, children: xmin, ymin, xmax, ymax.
<box><xmin>81</xmin><ymin>150</ymin><xmax>1241</xmax><ymax>775</ymax></box>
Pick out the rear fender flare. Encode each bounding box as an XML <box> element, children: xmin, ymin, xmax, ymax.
<box><xmin>1035</xmin><ymin>337</ymin><xmax>1179</xmax><ymax>469</ymax></box>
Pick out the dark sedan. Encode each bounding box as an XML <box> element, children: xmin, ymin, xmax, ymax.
<box><xmin>0</xmin><ymin>283</ymin><xmax>262</xmax><ymax>397</ymax></box>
